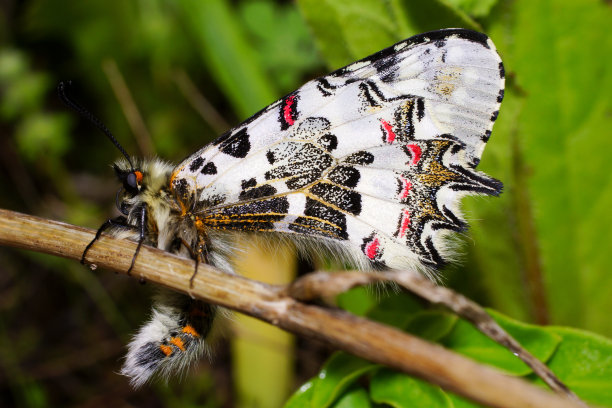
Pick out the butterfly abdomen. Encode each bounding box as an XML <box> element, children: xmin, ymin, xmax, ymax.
<box><xmin>120</xmin><ymin>291</ymin><xmax>218</xmax><ymax>387</ymax></box>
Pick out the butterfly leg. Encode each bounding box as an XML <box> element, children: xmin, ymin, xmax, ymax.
<box><xmin>81</xmin><ymin>216</ymin><xmax>131</xmax><ymax>264</ymax></box>
<box><xmin>127</xmin><ymin>204</ymin><xmax>148</xmax><ymax>278</ymax></box>
<box><xmin>176</xmin><ymin>237</ymin><xmax>199</xmax><ymax>289</ymax></box>
<box><xmin>189</xmin><ymin>232</ymin><xmax>210</xmax><ymax>288</ymax></box>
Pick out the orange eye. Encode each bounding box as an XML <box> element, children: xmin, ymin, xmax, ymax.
<box><xmin>134</xmin><ymin>171</ymin><xmax>143</xmax><ymax>183</ymax></box>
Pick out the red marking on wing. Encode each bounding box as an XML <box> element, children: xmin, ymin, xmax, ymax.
<box><xmin>398</xmin><ymin>209</ymin><xmax>411</xmax><ymax>239</ymax></box>
<box><xmin>365</xmin><ymin>237</ymin><xmax>380</xmax><ymax>260</ymax></box>
<box><xmin>283</xmin><ymin>95</ymin><xmax>296</xmax><ymax>126</ymax></box>
<box><xmin>405</xmin><ymin>144</ymin><xmax>422</xmax><ymax>165</ymax></box>
<box><xmin>398</xmin><ymin>176</ymin><xmax>412</xmax><ymax>200</ymax></box>
<box><xmin>380</xmin><ymin>119</ymin><xmax>396</xmax><ymax>144</ymax></box>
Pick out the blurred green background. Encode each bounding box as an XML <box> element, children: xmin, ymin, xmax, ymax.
<box><xmin>0</xmin><ymin>0</ymin><xmax>611</xmax><ymax>407</ymax></box>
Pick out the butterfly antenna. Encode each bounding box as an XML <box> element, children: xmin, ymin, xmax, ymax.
<box><xmin>58</xmin><ymin>81</ymin><xmax>135</xmax><ymax>171</ymax></box>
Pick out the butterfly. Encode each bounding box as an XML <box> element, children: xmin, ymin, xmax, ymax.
<box><xmin>68</xmin><ymin>28</ymin><xmax>504</xmax><ymax>387</ymax></box>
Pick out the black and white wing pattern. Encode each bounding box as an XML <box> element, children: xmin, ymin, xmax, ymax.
<box><xmin>170</xmin><ymin>29</ymin><xmax>505</xmax><ymax>272</ymax></box>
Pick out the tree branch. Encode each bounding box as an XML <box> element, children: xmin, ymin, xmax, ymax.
<box><xmin>0</xmin><ymin>209</ymin><xmax>591</xmax><ymax>408</ymax></box>
<box><xmin>289</xmin><ymin>270</ymin><xmax>578</xmax><ymax>400</ymax></box>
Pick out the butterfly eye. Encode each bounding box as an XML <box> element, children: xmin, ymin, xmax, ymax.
<box><xmin>126</xmin><ymin>170</ymin><xmax>144</xmax><ymax>190</ymax></box>
<box><xmin>126</xmin><ymin>172</ymin><xmax>138</xmax><ymax>189</ymax></box>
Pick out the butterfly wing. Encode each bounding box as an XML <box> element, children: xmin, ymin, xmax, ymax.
<box><xmin>170</xmin><ymin>28</ymin><xmax>504</xmax><ymax>271</ymax></box>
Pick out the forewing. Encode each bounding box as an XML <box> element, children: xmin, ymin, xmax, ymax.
<box><xmin>171</xmin><ymin>29</ymin><xmax>504</xmax><ymax>271</ymax></box>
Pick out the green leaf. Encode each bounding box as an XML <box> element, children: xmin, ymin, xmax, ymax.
<box><xmin>460</xmin><ymin>88</ymin><xmax>531</xmax><ymax>322</ymax></box>
<box><xmin>238</xmin><ymin>1</ymin><xmax>321</xmax><ymax>93</ymax></box>
<box><xmin>542</xmin><ymin>327</ymin><xmax>612</xmax><ymax>407</ymax></box>
<box><xmin>366</xmin><ymin>292</ymin><xmax>423</xmax><ymax>328</ymax></box>
<box><xmin>297</xmin><ymin>0</ymin><xmax>400</xmax><ymax>69</ymax></box>
<box><xmin>441</xmin><ymin>310</ymin><xmax>561</xmax><ymax>375</ymax></box>
<box><xmin>404</xmin><ymin>311</ymin><xmax>458</xmax><ymax>342</ymax></box>
<box><xmin>473</xmin><ymin>0</ymin><xmax>612</xmax><ymax>336</ymax></box>
<box><xmin>178</xmin><ymin>0</ymin><xmax>278</xmax><ymax>119</ymax></box>
<box><xmin>447</xmin><ymin>394</ymin><xmax>486</xmax><ymax>408</ymax></box>
<box><xmin>444</xmin><ymin>0</ymin><xmax>499</xmax><ymax>17</ymax></box>
<box><xmin>284</xmin><ymin>378</ymin><xmax>316</xmax><ymax>408</ymax></box>
<box><xmin>388</xmin><ymin>0</ymin><xmax>480</xmax><ymax>37</ymax></box>
<box><xmin>331</xmin><ymin>387</ymin><xmax>372</xmax><ymax>408</ymax></box>
<box><xmin>15</xmin><ymin>113</ymin><xmax>72</xmax><ymax>161</ymax></box>
<box><xmin>370</xmin><ymin>368</ymin><xmax>452</xmax><ymax>408</ymax></box>
<box><xmin>0</xmin><ymin>49</ymin><xmax>28</xmax><ymax>83</ymax></box>
<box><xmin>311</xmin><ymin>352</ymin><xmax>378</xmax><ymax>408</ymax></box>
<box><xmin>336</xmin><ymin>286</ymin><xmax>377</xmax><ymax>317</ymax></box>
<box><xmin>0</xmin><ymin>71</ymin><xmax>50</xmax><ymax>120</ymax></box>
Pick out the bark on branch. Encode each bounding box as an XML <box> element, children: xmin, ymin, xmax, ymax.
<box><xmin>0</xmin><ymin>209</ymin><xmax>592</xmax><ymax>408</ymax></box>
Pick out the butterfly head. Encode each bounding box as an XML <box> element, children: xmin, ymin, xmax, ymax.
<box><xmin>114</xmin><ymin>164</ymin><xmax>144</xmax><ymax>194</ymax></box>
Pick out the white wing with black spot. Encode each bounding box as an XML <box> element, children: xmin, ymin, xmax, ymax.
<box><xmin>170</xmin><ymin>28</ymin><xmax>504</xmax><ymax>271</ymax></box>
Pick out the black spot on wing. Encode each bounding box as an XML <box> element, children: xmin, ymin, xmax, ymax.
<box><xmin>497</xmin><ymin>89</ymin><xmax>504</xmax><ymax>103</ymax></box>
<box><xmin>239</xmin><ymin>184</ymin><xmax>278</xmax><ymax>200</ymax></box>
<box><xmin>212</xmin><ymin>129</ymin><xmax>231</xmax><ymax>146</ymax></box>
<box><xmin>219</xmin><ymin>128</ymin><xmax>251</xmax><ymax>158</ymax></box>
<box><xmin>293</xmin><ymin>117</ymin><xmax>331</xmax><ymax>139</ymax></box>
<box><xmin>241</xmin><ymin>178</ymin><xmax>257</xmax><ymax>190</ymax></box>
<box><xmin>316</xmin><ymin>78</ymin><xmax>338</xmax><ymax>97</ymax></box>
<box><xmin>215</xmin><ymin>197</ymin><xmax>289</xmax><ymax>219</ymax></box>
<box><xmin>317</xmin><ymin>134</ymin><xmax>338</xmax><ymax>152</ymax></box>
<box><xmin>499</xmin><ymin>62</ymin><xmax>505</xmax><ymax>78</ymax></box>
<box><xmin>359</xmin><ymin>82</ymin><xmax>381</xmax><ymax>108</ymax></box>
<box><xmin>416</xmin><ymin>98</ymin><xmax>425</xmax><ymax>121</ymax></box>
<box><xmin>289</xmin><ymin>197</ymin><xmax>348</xmax><ymax>240</ymax></box>
<box><xmin>266</xmin><ymin>150</ymin><xmax>276</xmax><ymax>165</ymax></box>
<box><xmin>449</xmin><ymin>163</ymin><xmax>503</xmax><ymax>196</ymax></box>
<box><xmin>265</xmin><ymin>146</ymin><xmax>332</xmax><ymax>181</ymax></box>
<box><xmin>201</xmin><ymin>162</ymin><xmax>217</xmax><ymax>175</ymax></box>
<box><xmin>344</xmin><ymin>151</ymin><xmax>374</xmax><ymax>165</ymax></box>
<box><xmin>327</xmin><ymin>165</ymin><xmax>360</xmax><ymax>188</ymax></box>
<box><xmin>373</xmin><ymin>55</ymin><xmax>399</xmax><ymax>82</ymax></box>
<box><xmin>424</xmin><ymin>236</ymin><xmax>446</xmax><ymax>269</ymax></box>
<box><xmin>286</xmin><ymin>174</ymin><xmax>316</xmax><ymax>190</ymax></box>
<box><xmin>481</xmin><ymin>130</ymin><xmax>492</xmax><ymax>142</ymax></box>
<box><xmin>189</xmin><ymin>157</ymin><xmax>204</xmax><ymax>172</ymax></box>
<box><xmin>198</xmin><ymin>193</ymin><xmax>227</xmax><ymax>209</ymax></box>
<box><xmin>490</xmin><ymin>110</ymin><xmax>499</xmax><ymax>121</ymax></box>
<box><xmin>441</xmin><ymin>205</ymin><xmax>467</xmax><ymax>231</ymax></box>
<box><xmin>309</xmin><ymin>182</ymin><xmax>362</xmax><ymax>215</ymax></box>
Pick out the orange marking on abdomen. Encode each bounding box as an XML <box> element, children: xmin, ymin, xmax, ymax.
<box><xmin>160</xmin><ymin>344</ymin><xmax>173</xmax><ymax>356</ymax></box>
<box><xmin>170</xmin><ymin>337</ymin><xmax>186</xmax><ymax>351</ymax></box>
<box><xmin>182</xmin><ymin>325</ymin><xmax>200</xmax><ymax>337</ymax></box>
